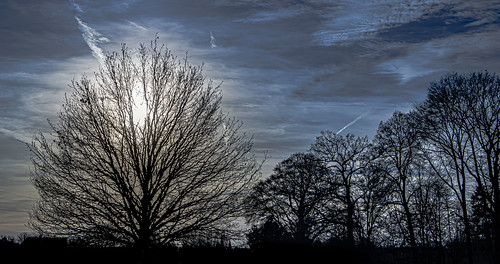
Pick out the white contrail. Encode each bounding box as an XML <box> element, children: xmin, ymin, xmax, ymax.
<box><xmin>337</xmin><ymin>111</ymin><xmax>369</xmax><ymax>135</ymax></box>
<box><xmin>210</xmin><ymin>31</ymin><xmax>217</xmax><ymax>48</ymax></box>
<box><xmin>129</xmin><ymin>21</ymin><xmax>147</xmax><ymax>31</ymax></box>
<box><xmin>71</xmin><ymin>0</ymin><xmax>109</xmax><ymax>67</ymax></box>
<box><xmin>75</xmin><ymin>17</ymin><xmax>108</xmax><ymax>66</ymax></box>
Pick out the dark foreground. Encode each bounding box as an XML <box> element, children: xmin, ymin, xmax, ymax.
<box><xmin>0</xmin><ymin>245</ymin><xmax>361</xmax><ymax>264</ymax></box>
<box><xmin>0</xmin><ymin>239</ymin><xmax>494</xmax><ymax>264</ymax></box>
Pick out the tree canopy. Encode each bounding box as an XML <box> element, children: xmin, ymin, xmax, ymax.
<box><xmin>245</xmin><ymin>152</ymin><xmax>332</xmax><ymax>244</ymax></box>
<box><xmin>29</xmin><ymin>39</ymin><xmax>261</xmax><ymax>249</ymax></box>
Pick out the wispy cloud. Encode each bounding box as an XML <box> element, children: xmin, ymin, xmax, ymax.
<box><xmin>313</xmin><ymin>0</ymin><xmax>449</xmax><ymax>46</ymax></box>
<box><xmin>236</xmin><ymin>7</ymin><xmax>305</xmax><ymax>23</ymax></box>
<box><xmin>210</xmin><ymin>31</ymin><xmax>217</xmax><ymax>48</ymax></box>
<box><xmin>71</xmin><ymin>1</ymin><xmax>83</xmax><ymax>13</ymax></box>
<box><xmin>0</xmin><ymin>127</ymin><xmax>32</xmax><ymax>144</ymax></box>
<box><xmin>377</xmin><ymin>58</ymin><xmax>441</xmax><ymax>84</ymax></box>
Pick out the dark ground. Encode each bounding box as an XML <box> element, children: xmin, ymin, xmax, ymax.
<box><xmin>0</xmin><ymin>238</ymin><xmax>494</xmax><ymax>264</ymax></box>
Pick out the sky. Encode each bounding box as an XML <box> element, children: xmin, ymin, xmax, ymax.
<box><xmin>1</xmin><ymin>0</ymin><xmax>500</xmax><ymax>236</ymax></box>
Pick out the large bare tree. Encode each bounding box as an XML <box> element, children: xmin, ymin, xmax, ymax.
<box><xmin>419</xmin><ymin>72</ymin><xmax>500</xmax><ymax>263</ymax></box>
<box><xmin>28</xmin><ymin>39</ymin><xmax>261</xmax><ymax>249</ymax></box>
<box><xmin>417</xmin><ymin>76</ymin><xmax>476</xmax><ymax>264</ymax></box>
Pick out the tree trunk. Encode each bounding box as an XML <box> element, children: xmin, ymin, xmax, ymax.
<box><xmin>346</xmin><ymin>185</ymin><xmax>355</xmax><ymax>247</ymax></box>
<box><xmin>457</xmin><ymin>192</ymin><xmax>474</xmax><ymax>264</ymax></box>
<box><xmin>402</xmin><ymin>199</ymin><xmax>417</xmax><ymax>264</ymax></box>
<box><xmin>296</xmin><ymin>201</ymin><xmax>308</xmax><ymax>244</ymax></box>
<box><xmin>404</xmin><ymin>205</ymin><xmax>416</xmax><ymax>249</ymax></box>
<box><xmin>493</xmin><ymin>175</ymin><xmax>500</xmax><ymax>264</ymax></box>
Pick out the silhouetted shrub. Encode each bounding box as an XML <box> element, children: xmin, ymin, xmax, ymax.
<box><xmin>0</xmin><ymin>236</ymin><xmax>18</xmax><ymax>248</ymax></box>
<box><xmin>247</xmin><ymin>218</ymin><xmax>293</xmax><ymax>249</ymax></box>
<box><xmin>21</xmin><ymin>236</ymin><xmax>67</xmax><ymax>248</ymax></box>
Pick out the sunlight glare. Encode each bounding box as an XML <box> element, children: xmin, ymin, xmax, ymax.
<box><xmin>132</xmin><ymin>85</ymin><xmax>148</xmax><ymax>126</ymax></box>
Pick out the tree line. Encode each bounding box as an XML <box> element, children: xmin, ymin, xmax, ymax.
<box><xmin>25</xmin><ymin>38</ymin><xmax>498</xmax><ymax>263</ymax></box>
<box><xmin>244</xmin><ymin>72</ymin><xmax>499</xmax><ymax>264</ymax></box>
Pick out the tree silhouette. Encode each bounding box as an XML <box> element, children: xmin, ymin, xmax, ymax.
<box><xmin>355</xmin><ymin>162</ymin><xmax>392</xmax><ymax>247</ymax></box>
<box><xmin>244</xmin><ymin>152</ymin><xmax>333</xmax><ymax>244</ymax></box>
<box><xmin>246</xmin><ymin>217</ymin><xmax>293</xmax><ymax>249</ymax></box>
<box><xmin>470</xmin><ymin>186</ymin><xmax>494</xmax><ymax>240</ymax></box>
<box><xmin>310</xmin><ymin>132</ymin><xmax>374</xmax><ymax>246</ymax></box>
<box><xmin>28</xmin><ymin>38</ymin><xmax>261</xmax><ymax>249</ymax></box>
<box><xmin>419</xmin><ymin>72</ymin><xmax>500</xmax><ymax>263</ymax></box>
<box><xmin>374</xmin><ymin>111</ymin><xmax>422</xmax><ymax>258</ymax></box>
<box><xmin>411</xmin><ymin>165</ymin><xmax>451</xmax><ymax>248</ymax></box>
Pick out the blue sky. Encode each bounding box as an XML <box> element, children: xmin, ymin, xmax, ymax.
<box><xmin>1</xmin><ymin>0</ymin><xmax>500</xmax><ymax>236</ymax></box>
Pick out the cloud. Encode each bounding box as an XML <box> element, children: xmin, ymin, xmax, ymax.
<box><xmin>377</xmin><ymin>58</ymin><xmax>441</xmax><ymax>84</ymax></box>
<box><xmin>0</xmin><ymin>127</ymin><xmax>32</xmax><ymax>144</ymax></box>
<box><xmin>377</xmin><ymin>26</ymin><xmax>500</xmax><ymax>83</ymax></box>
<box><xmin>312</xmin><ymin>0</ymin><xmax>449</xmax><ymax>46</ymax></box>
<box><xmin>210</xmin><ymin>31</ymin><xmax>218</xmax><ymax>48</ymax></box>
<box><xmin>71</xmin><ymin>1</ymin><xmax>83</xmax><ymax>14</ymax></box>
<box><xmin>236</xmin><ymin>7</ymin><xmax>305</xmax><ymax>23</ymax></box>
<box><xmin>0</xmin><ymin>134</ymin><xmax>36</xmax><ymax>236</ymax></box>
<box><xmin>0</xmin><ymin>55</ymin><xmax>100</xmax><ymax>143</ymax></box>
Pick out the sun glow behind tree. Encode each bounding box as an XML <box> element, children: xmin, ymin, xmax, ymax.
<box><xmin>131</xmin><ymin>84</ymin><xmax>148</xmax><ymax>126</ymax></box>
<box><xmin>28</xmin><ymin>38</ymin><xmax>261</xmax><ymax>249</ymax></box>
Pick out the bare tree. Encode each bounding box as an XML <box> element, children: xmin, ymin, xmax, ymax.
<box><xmin>470</xmin><ymin>185</ymin><xmax>494</xmax><ymax>240</ymax></box>
<box><xmin>374</xmin><ymin>111</ymin><xmax>422</xmax><ymax>257</ymax></box>
<box><xmin>458</xmin><ymin>72</ymin><xmax>500</xmax><ymax>263</ymax></box>
<box><xmin>417</xmin><ymin>76</ymin><xmax>476</xmax><ymax>263</ymax></box>
<box><xmin>244</xmin><ymin>152</ymin><xmax>332</xmax><ymax>244</ymax></box>
<box><xmin>310</xmin><ymin>132</ymin><xmax>374</xmax><ymax>246</ymax></box>
<box><xmin>420</xmin><ymin>72</ymin><xmax>500</xmax><ymax>263</ymax></box>
<box><xmin>28</xmin><ymin>39</ymin><xmax>261</xmax><ymax>249</ymax></box>
<box><xmin>355</xmin><ymin>162</ymin><xmax>392</xmax><ymax>247</ymax></box>
<box><xmin>411</xmin><ymin>164</ymin><xmax>451</xmax><ymax>248</ymax></box>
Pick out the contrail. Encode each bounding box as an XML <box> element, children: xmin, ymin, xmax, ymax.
<box><xmin>129</xmin><ymin>21</ymin><xmax>147</xmax><ymax>31</ymax></box>
<box><xmin>337</xmin><ymin>111</ymin><xmax>369</xmax><ymax>134</ymax></box>
<box><xmin>71</xmin><ymin>0</ymin><xmax>109</xmax><ymax>67</ymax></box>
